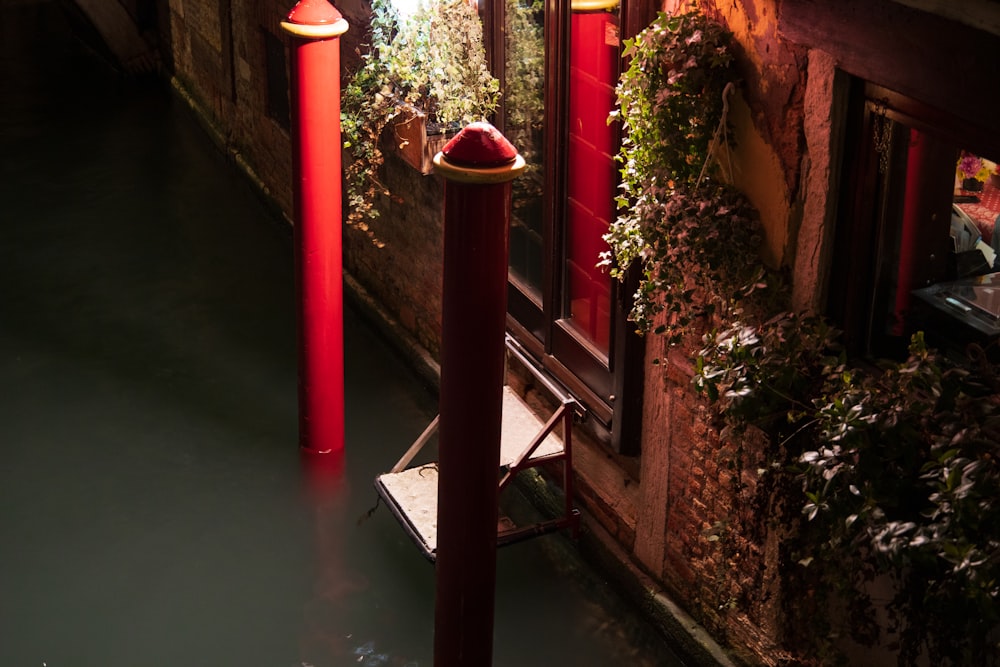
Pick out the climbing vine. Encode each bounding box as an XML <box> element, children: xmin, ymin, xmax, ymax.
<box><xmin>697</xmin><ymin>321</ymin><xmax>1000</xmax><ymax>665</ymax></box>
<box><xmin>602</xmin><ymin>11</ymin><xmax>766</xmax><ymax>343</ymax></box>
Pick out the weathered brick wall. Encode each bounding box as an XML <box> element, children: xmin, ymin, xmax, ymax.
<box><xmin>635</xmin><ymin>335</ymin><xmax>791</xmax><ymax>666</ymax></box>
<box><xmin>343</xmin><ymin>151</ymin><xmax>446</xmax><ymax>357</ymax></box>
<box><xmin>167</xmin><ymin>0</ymin><xmax>226</xmax><ymax>113</ymax></box>
<box><xmin>167</xmin><ymin>0</ymin><xmax>295</xmax><ymax>215</ymax></box>
<box><xmin>167</xmin><ymin>0</ymin><xmax>443</xmax><ymax>352</ymax></box>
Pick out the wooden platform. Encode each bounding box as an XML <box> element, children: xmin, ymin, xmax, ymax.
<box><xmin>375</xmin><ymin>385</ymin><xmax>575</xmax><ymax>561</ymax></box>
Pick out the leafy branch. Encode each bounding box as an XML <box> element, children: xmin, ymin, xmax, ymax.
<box><xmin>602</xmin><ymin>11</ymin><xmax>765</xmax><ymax>343</ymax></box>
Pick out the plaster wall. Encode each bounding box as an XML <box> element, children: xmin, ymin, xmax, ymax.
<box><xmin>709</xmin><ymin>0</ymin><xmax>804</xmax><ymax>269</ymax></box>
<box><xmin>660</xmin><ymin>0</ymin><xmax>803</xmax><ymax>268</ymax></box>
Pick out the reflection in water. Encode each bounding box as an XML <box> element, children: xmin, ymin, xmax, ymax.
<box><xmin>299</xmin><ymin>457</ymin><xmax>423</xmax><ymax>667</ymax></box>
<box><xmin>301</xmin><ymin>457</ymin><xmax>355</xmax><ymax>666</ymax></box>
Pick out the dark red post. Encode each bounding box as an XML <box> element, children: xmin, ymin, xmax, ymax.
<box><xmin>432</xmin><ymin>123</ymin><xmax>525</xmax><ymax>667</ymax></box>
<box><xmin>281</xmin><ymin>1</ymin><xmax>348</xmax><ymax>458</ymax></box>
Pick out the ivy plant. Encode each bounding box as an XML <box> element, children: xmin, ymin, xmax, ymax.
<box><xmin>602</xmin><ymin>11</ymin><xmax>765</xmax><ymax>342</ymax></box>
<box><xmin>697</xmin><ymin>321</ymin><xmax>1000</xmax><ymax>664</ymax></box>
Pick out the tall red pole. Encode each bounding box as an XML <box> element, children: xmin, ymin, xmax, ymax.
<box><xmin>281</xmin><ymin>0</ymin><xmax>348</xmax><ymax>459</ymax></box>
<box><xmin>432</xmin><ymin>123</ymin><xmax>525</xmax><ymax>667</ymax></box>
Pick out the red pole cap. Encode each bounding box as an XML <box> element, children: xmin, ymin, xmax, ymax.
<box><xmin>282</xmin><ymin>0</ymin><xmax>348</xmax><ymax>38</ymax></box>
<box><xmin>434</xmin><ymin>122</ymin><xmax>525</xmax><ymax>184</ymax></box>
<box><xmin>286</xmin><ymin>0</ymin><xmax>343</xmax><ymax>24</ymax></box>
<box><xmin>442</xmin><ymin>122</ymin><xmax>518</xmax><ymax>168</ymax></box>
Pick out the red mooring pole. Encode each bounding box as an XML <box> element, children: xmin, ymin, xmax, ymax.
<box><xmin>432</xmin><ymin>123</ymin><xmax>525</xmax><ymax>667</ymax></box>
<box><xmin>281</xmin><ymin>0</ymin><xmax>348</xmax><ymax>460</ymax></box>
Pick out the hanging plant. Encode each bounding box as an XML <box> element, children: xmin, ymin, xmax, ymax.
<box><xmin>341</xmin><ymin>0</ymin><xmax>500</xmax><ymax>231</ymax></box>
<box><xmin>603</xmin><ymin>10</ymin><xmax>764</xmax><ymax>343</ymax></box>
<box><xmin>611</xmin><ymin>10</ymin><xmax>735</xmax><ymax>192</ymax></box>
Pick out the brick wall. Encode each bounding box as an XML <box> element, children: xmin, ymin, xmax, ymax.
<box><xmin>168</xmin><ymin>0</ymin><xmax>445</xmax><ymax>354</ymax></box>
<box><xmin>168</xmin><ymin>0</ymin><xmax>301</xmax><ymax>216</ymax></box>
<box><xmin>343</xmin><ymin>151</ymin><xmax>446</xmax><ymax>357</ymax></box>
<box><xmin>633</xmin><ymin>337</ymin><xmax>792</xmax><ymax>666</ymax></box>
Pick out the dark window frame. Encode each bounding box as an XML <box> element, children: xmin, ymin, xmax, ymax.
<box><xmin>263</xmin><ymin>28</ymin><xmax>290</xmax><ymax>131</ymax></box>
<box><xmin>830</xmin><ymin>80</ymin><xmax>1000</xmax><ymax>359</ymax></box>
<box><xmin>485</xmin><ymin>0</ymin><xmax>654</xmax><ymax>453</ymax></box>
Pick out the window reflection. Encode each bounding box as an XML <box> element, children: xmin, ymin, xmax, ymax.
<box><xmin>505</xmin><ymin>0</ymin><xmax>546</xmax><ymax>303</ymax></box>
<box><xmin>563</xmin><ymin>2</ymin><xmax>618</xmax><ymax>354</ymax></box>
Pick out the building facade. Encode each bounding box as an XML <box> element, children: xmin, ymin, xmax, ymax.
<box><xmin>94</xmin><ymin>0</ymin><xmax>1000</xmax><ymax>662</ymax></box>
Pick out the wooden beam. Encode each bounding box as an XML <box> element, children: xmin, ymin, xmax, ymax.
<box><xmin>889</xmin><ymin>0</ymin><xmax>1000</xmax><ymax>37</ymax></box>
<box><xmin>778</xmin><ymin>0</ymin><xmax>1000</xmax><ymax>151</ymax></box>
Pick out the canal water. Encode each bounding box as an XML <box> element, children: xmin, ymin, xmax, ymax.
<box><xmin>0</xmin><ymin>3</ymin><xmax>685</xmax><ymax>666</ymax></box>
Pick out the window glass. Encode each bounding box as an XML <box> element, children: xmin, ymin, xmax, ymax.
<box><xmin>505</xmin><ymin>0</ymin><xmax>546</xmax><ymax>304</ymax></box>
<box><xmin>912</xmin><ymin>145</ymin><xmax>1000</xmax><ymax>348</ymax></box>
<box><xmin>264</xmin><ymin>31</ymin><xmax>290</xmax><ymax>130</ymax></box>
<box><xmin>836</xmin><ymin>95</ymin><xmax>1000</xmax><ymax>359</ymax></box>
<box><xmin>562</xmin><ymin>5</ymin><xmax>618</xmax><ymax>355</ymax></box>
